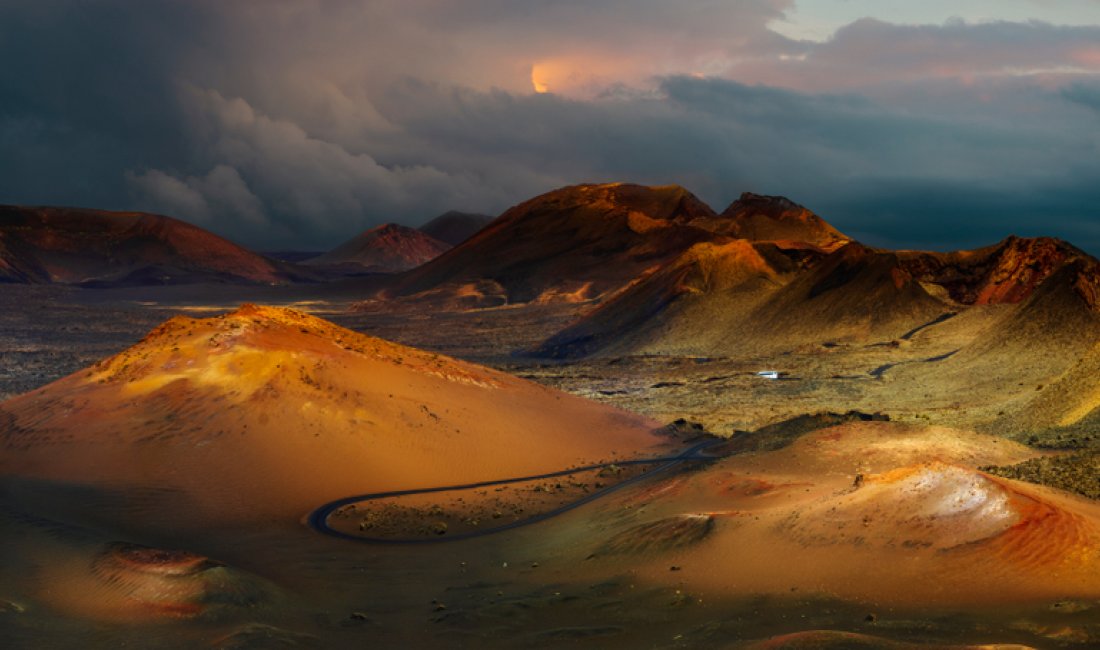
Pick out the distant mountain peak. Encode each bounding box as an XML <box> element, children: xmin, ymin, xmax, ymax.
<box><xmin>517</xmin><ymin>183</ymin><xmax>718</xmax><ymax>223</ymax></box>
<box><xmin>687</xmin><ymin>192</ymin><xmax>849</xmax><ymax>250</ymax></box>
<box><xmin>369</xmin><ymin>223</ymin><xmax>407</xmax><ymax>235</ymax></box>
<box><xmin>391</xmin><ymin>182</ymin><xmax>720</xmax><ymax>304</ymax></box>
<box><xmin>0</xmin><ymin>205</ymin><xmax>303</xmax><ymax>286</ymax></box>
<box><xmin>308</xmin><ymin>222</ymin><xmax>450</xmax><ymax>273</ymax></box>
<box><xmin>732</xmin><ymin>191</ymin><xmax>802</xmax><ymax>211</ymax></box>
<box><xmin>901</xmin><ymin>234</ymin><xmax>1093</xmax><ymax>306</ymax></box>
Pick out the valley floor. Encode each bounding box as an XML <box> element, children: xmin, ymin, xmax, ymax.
<box><xmin>6</xmin><ymin>283</ymin><xmax>1091</xmax><ymax>441</ymax></box>
<box><xmin>2</xmin><ymin>283</ymin><xmax>1099</xmax><ymax>648</ymax></box>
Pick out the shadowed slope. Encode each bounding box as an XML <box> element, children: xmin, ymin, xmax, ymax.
<box><xmin>391</xmin><ymin>183</ymin><xmax>719</xmax><ymax>304</ymax></box>
<box><xmin>534</xmin><ymin>239</ymin><xmax>792</xmax><ymax>357</ymax></box>
<box><xmin>743</xmin><ymin>242</ymin><xmax>944</xmax><ymax>346</ymax></box>
<box><xmin>418</xmin><ymin>211</ymin><xmax>494</xmax><ymax>246</ymax></box>
<box><xmin>0</xmin><ymin>206</ymin><xmax>303</xmax><ymax>285</ymax></box>
<box><xmin>922</xmin><ymin>258</ymin><xmax>1100</xmax><ymax>389</ymax></box>
<box><xmin>536</xmin><ymin>241</ymin><xmax>944</xmax><ymax>358</ymax></box>
<box><xmin>985</xmin><ymin>259</ymin><xmax>1100</xmax><ymax>436</ymax></box>
<box><xmin>534</xmin><ymin>229</ymin><xmax>1100</xmax><ymax>366</ymax></box>
<box><xmin>307</xmin><ymin>223</ymin><xmax>451</xmax><ymax>273</ymax></box>
<box><xmin>25</xmin><ymin>540</ymin><xmax>271</xmax><ymax>623</ymax></box>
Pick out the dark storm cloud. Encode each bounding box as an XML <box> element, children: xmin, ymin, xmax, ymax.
<box><xmin>0</xmin><ymin>0</ymin><xmax>1098</xmax><ymax>253</ymax></box>
<box><xmin>1064</xmin><ymin>82</ymin><xmax>1100</xmax><ymax>112</ymax></box>
<box><xmin>0</xmin><ymin>2</ymin><xmax>211</xmax><ymax>206</ymax></box>
<box><xmin>655</xmin><ymin>76</ymin><xmax>1100</xmax><ymax>252</ymax></box>
<box><xmin>812</xmin><ymin>179</ymin><xmax>1100</xmax><ymax>253</ymax></box>
<box><xmin>374</xmin><ymin>75</ymin><xmax>1100</xmax><ymax>252</ymax></box>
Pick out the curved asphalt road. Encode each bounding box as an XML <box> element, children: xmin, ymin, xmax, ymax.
<box><xmin>306</xmin><ymin>438</ymin><xmax>723</xmax><ymax>544</ymax></box>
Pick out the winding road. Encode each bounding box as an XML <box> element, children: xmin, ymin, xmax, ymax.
<box><xmin>306</xmin><ymin>438</ymin><xmax>723</xmax><ymax>544</ymax></box>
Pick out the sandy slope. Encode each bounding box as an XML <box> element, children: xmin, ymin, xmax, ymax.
<box><xmin>532</xmin><ymin>421</ymin><xmax>1100</xmax><ymax>607</ymax></box>
<box><xmin>1002</xmin><ymin>339</ymin><xmax>1100</xmax><ymax>430</ymax></box>
<box><xmin>889</xmin><ymin>258</ymin><xmax>1100</xmax><ymax>419</ymax></box>
<box><xmin>0</xmin><ymin>305</ymin><xmax>663</xmax><ymax>526</ymax></box>
<box><xmin>535</xmin><ymin>240</ymin><xmax>788</xmax><ymax>357</ymax></box>
<box><xmin>2</xmin><ymin>305</ymin><xmax>1097</xmax><ymax>645</ymax></box>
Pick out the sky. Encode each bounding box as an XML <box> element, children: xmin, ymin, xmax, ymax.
<box><xmin>1</xmin><ymin>1</ymin><xmax>1099</xmax><ymax>252</ymax></box>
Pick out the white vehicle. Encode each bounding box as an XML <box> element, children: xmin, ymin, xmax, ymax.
<box><xmin>756</xmin><ymin>370</ymin><xmax>780</xmax><ymax>380</ymax></box>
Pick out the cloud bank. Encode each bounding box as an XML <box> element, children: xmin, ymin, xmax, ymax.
<box><xmin>0</xmin><ymin>0</ymin><xmax>1098</xmax><ymax>252</ymax></box>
